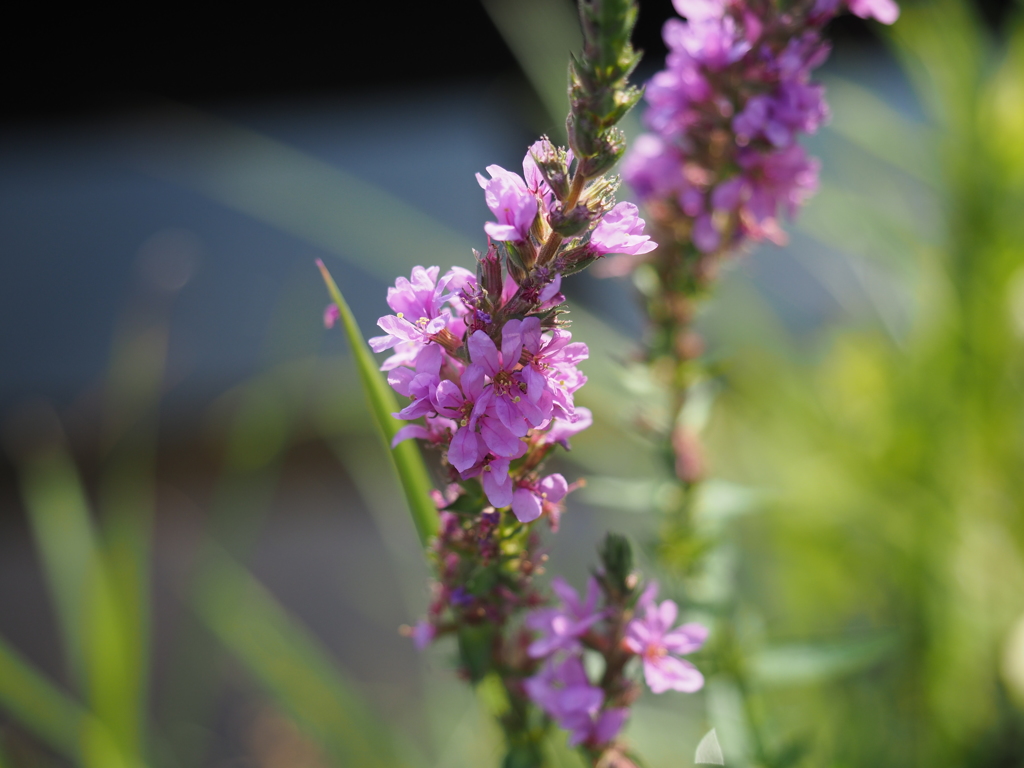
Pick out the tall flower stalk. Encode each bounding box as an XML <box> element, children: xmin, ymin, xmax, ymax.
<box><xmin>616</xmin><ymin>0</ymin><xmax>900</xmax><ymax>555</ymax></box>
<box><xmin>323</xmin><ymin>2</ymin><xmax>714</xmax><ymax>766</ymax></box>
<box><xmin>608</xmin><ymin>0</ymin><xmax>899</xmax><ymax>763</ymax></box>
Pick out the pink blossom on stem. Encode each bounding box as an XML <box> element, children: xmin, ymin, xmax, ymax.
<box><xmin>476</xmin><ymin>165</ymin><xmax>539</xmax><ymax>242</ymax></box>
<box><xmin>512</xmin><ymin>473</ymin><xmax>569</xmax><ymax>524</ymax></box>
<box><xmin>526</xmin><ymin>576</ymin><xmax>604</xmax><ymax>657</ymax></box>
<box><xmin>523</xmin><ymin>656</ymin><xmax>604</xmax><ymax>744</ymax></box>
<box><xmin>370</xmin><ymin>266</ymin><xmax>473</xmax><ymax>371</ymax></box>
<box><xmin>590</xmin><ymin>202</ymin><xmax>658</xmax><ymax>257</ymax></box>
<box><xmin>625</xmin><ymin>583</ymin><xmax>708</xmax><ymax>694</ymax></box>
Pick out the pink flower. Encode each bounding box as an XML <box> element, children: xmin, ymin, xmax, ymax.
<box><xmin>476</xmin><ymin>165</ymin><xmax>539</xmax><ymax>242</ymax></box>
<box><xmin>524</xmin><ymin>655</ymin><xmax>627</xmax><ymax>748</ymax></box>
<box><xmin>369</xmin><ymin>266</ymin><xmax>473</xmax><ymax>371</ymax></box>
<box><xmin>672</xmin><ymin>0</ymin><xmax>725</xmax><ymax>20</ymax></box>
<box><xmin>517</xmin><ymin>318</ymin><xmax>589</xmax><ymax>420</ymax></box>
<box><xmin>512</xmin><ymin>473</ymin><xmax>569</xmax><ymax>524</ymax></box>
<box><xmin>590</xmin><ymin>202</ymin><xmax>658</xmax><ymax>257</ymax></box>
<box><xmin>469</xmin><ymin>326</ymin><xmax>550</xmax><ymax>436</ymax></box>
<box><xmin>526</xmin><ymin>576</ymin><xmax>604</xmax><ymax>657</ymax></box>
<box><xmin>847</xmin><ymin>0</ymin><xmax>899</xmax><ymax>23</ymax></box>
<box><xmin>625</xmin><ymin>583</ymin><xmax>708</xmax><ymax>694</ymax></box>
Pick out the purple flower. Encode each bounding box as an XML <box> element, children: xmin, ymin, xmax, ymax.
<box><xmin>523</xmin><ymin>656</ymin><xmax>603</xmax><ymax>742</ymax></box>
<box><xmin>370</xmin><ymin>266</ymin><xmax>473</xmax><ymax>371</ymax></box>
<box><xmin>469</xmin><ymin>326</ymin><xmax>550</xmax><ymax>436</ymax></box>
<box><xmin>732</xmin><ymin>80</ymin><xmax>829</xmax><ymax>148</ymax></box>
<box><xmin>453</xmin><ymin>453</ymin><xmax>525</xmax><ymax>508</ymax></box>
<box><xmin>517</xmin><ymin>318</ymin><xmax>588</xmax><ymax>420</ymax></box>
<box><xmin>590</xmin><ymin>202</ymin><xmax>658</xmax><ymax>257</ymax></box>
<box><xmin>433</xmin><ymin>366</ymin><xmax>523</xmax><ymax>466</ymax></box>
<box><xmin>621</xmin><ymin>133</ymin><xmax>688</xmax><ymax>201</ymax></box>
<box><xmin>476</xmin><ymin>165</ymin><xmax>539</xmax><ymax>242</ymax></box>
<box><xmin>388</xmin><ymin>343</ymin><xmax>443</xmax><ymax>420</ymax></box>
<box><xmin>624</xmin><ymin>584</ymin><xmax>708</xmax><ymax>694</ymax></box>
<box><xmin>411</xmin><ymin>620</ymin><xmax>435</xmax><ymax>650</ymax></box>
<box><xmin>621</xmin><ymin>0</ymin><xmax>898</xmax><ymax>261</ymax></box>
<box><xmin>526</xmin><ymin>576</ymin><xmax>604</xmax><ymax>657</ymax></box>
<box><xmin>391</xmin><ymin>415</ymin><xmax>457</xmax><ymax>449</ymax></box>
<box><xmin>525</xmin><ymin>655</ymin><xmax>628</xmax><ymax>748</ymax></box>
<box><xmin>692</xmin><ymin>214</ymin><xmax>720</xmax><ymax>253</ymax></box>
<box><xmin>561</xmin><ymin>708</ymin><xmax>629</xmax><ymax>749</ymax></box>
<box><xmin>522</xmin><ymin>141</ymin><xmax>572</xmax><ymax>204</ymax></box>
<box><xmin>512</xmin><ymin>473</ymin><xmax>569</xmax><ymax>524</ymax></box>
<box><xmin>738</xmin><ymin>144</ymin><xmax>820</xmax><ymax>227</ymax></box>
<box><xmin>668</xmin><ymin>14</ymin><xmax>751</xmax><ymax>70</ymax></box>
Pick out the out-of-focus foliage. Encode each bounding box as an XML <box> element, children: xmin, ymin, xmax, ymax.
<box><xmin>683</xmin><ymin>2</ymin><xmax>1024</xmax><ymax>766</ymax></box>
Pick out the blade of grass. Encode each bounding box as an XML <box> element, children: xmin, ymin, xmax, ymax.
<box><xmin>95</xmin><ymin>311</ymin><xmax>169</xmax><ymax>766</ymax></box>
<box><xmin>8</xmin><ymin>405</ymin><xmax>143</xmax><ymax>768</ymax></box>
<box><xmin>317</xmin><ymin>259</ymin><xmax>438</xmax><ymax>545</ymax></box>
<box><xmin>0</xmin><ymin>634</ymin><xmax>84</xmax><ymax>760</ymax></box>
<box><xmin>15</xmin><ymin>416</ymin><xmax>101</xmax><ymax>689</ymax></box>
<box><xmin>0</xmin><ymin>635</ymin><xmax>133</xmax><ymax>768</ymax></box>
<box><xmin>192</xmin><ymin>546</ymin><xmax>408</xmax><ymax>768</ymax></box>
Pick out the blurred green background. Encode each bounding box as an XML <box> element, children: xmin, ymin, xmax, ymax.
<box><xmin>1</xmin><ymin>0</ymin><xmax>1022</xmax><ymax>766</ymax></box>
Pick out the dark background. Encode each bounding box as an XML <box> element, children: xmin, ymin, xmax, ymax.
<box><xmin>6</xmin><ymin>0</ymin><xmax>1013</xmax><ymax>125</ymax></box>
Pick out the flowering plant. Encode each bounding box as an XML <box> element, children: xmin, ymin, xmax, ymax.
<box><xmin>322</xmin><ymin>0</ymin><xmax>901</xmax><ymax>765</ymax></box>
<box><xmin>321</xmin><ymin>2</ymin><xmax>715</xmax><ymax>764</ymax></box>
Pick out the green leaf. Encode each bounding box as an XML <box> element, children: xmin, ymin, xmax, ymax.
<box><xmin>749</xmin><ymin>633</ymin><xmax>897</xmax><ymax>686</ymax></box>
<box><xmin>318</xmin><ymin>259</ymin><xmax>438</xmax><ymax>545</ymax></box>
<box><xmin>193</xmin><ymin>546</ymin><xmax>407</xmax><ymax>768</ymax></box>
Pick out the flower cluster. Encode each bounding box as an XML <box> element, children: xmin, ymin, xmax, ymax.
<box><xmin>366</xmin><ymin>142</ymin><xmax>653</xmax><ymax>527</ymax></box>
<box><xmin>523</xmin><ymin>557</ymin><xmax>708</xmax><ymax>750</ymax></box>
<box><xmin>613</xmin><ymin>0</ymin><xmax>899</xmax><ymax>273</ymax></box>
<box><xmin>325</xmin><ymin>1</ymin><xmax>716</xmax><ymax>763</ymax></box>
<box><xmin>350</xmin><ymin>138</ymin><xmax>659</xmax><ymax>669</ymax></box>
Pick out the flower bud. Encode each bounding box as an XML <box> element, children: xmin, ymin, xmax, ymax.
<box><xmin>598</xmin><ymin>532</ymin><xmax>635</xmax><ymax>598</ymax></box>
<box><xmin>477</xmin><ymin>245</ymin><xmax>503</xmax><ymax>302</ymax></box>
<box><xmin>581</xmin><ymin>175</ymin><xmax>621</xmax><ymax>219</ymax></box>
<box><xmin>497</xmin><ymin>240</ymin><xmax>529</xmax><ymax>285</ymax></box>
<box><xmin>579</xmin><ymin>127</ymin><xmax>627</xmax><ymax>178</ymax></box>
<box><xmin>567</xmin><ymin>110</ymin><xmax>602</xmax><ymax>159</ymax></box>
<box><xmin>548</xmin><ymin>203</ymin><xmax>592</xmax><ymax>238</ymax></box>
<box><xmin>672</xmin><ymin>426</ymin><xmax>705</xmax><ymax>483</ymax></box>
<box><xmin>529</xmin><ymin>137</ymin><xmax>572</xmax><ymax>200</ymax></box>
